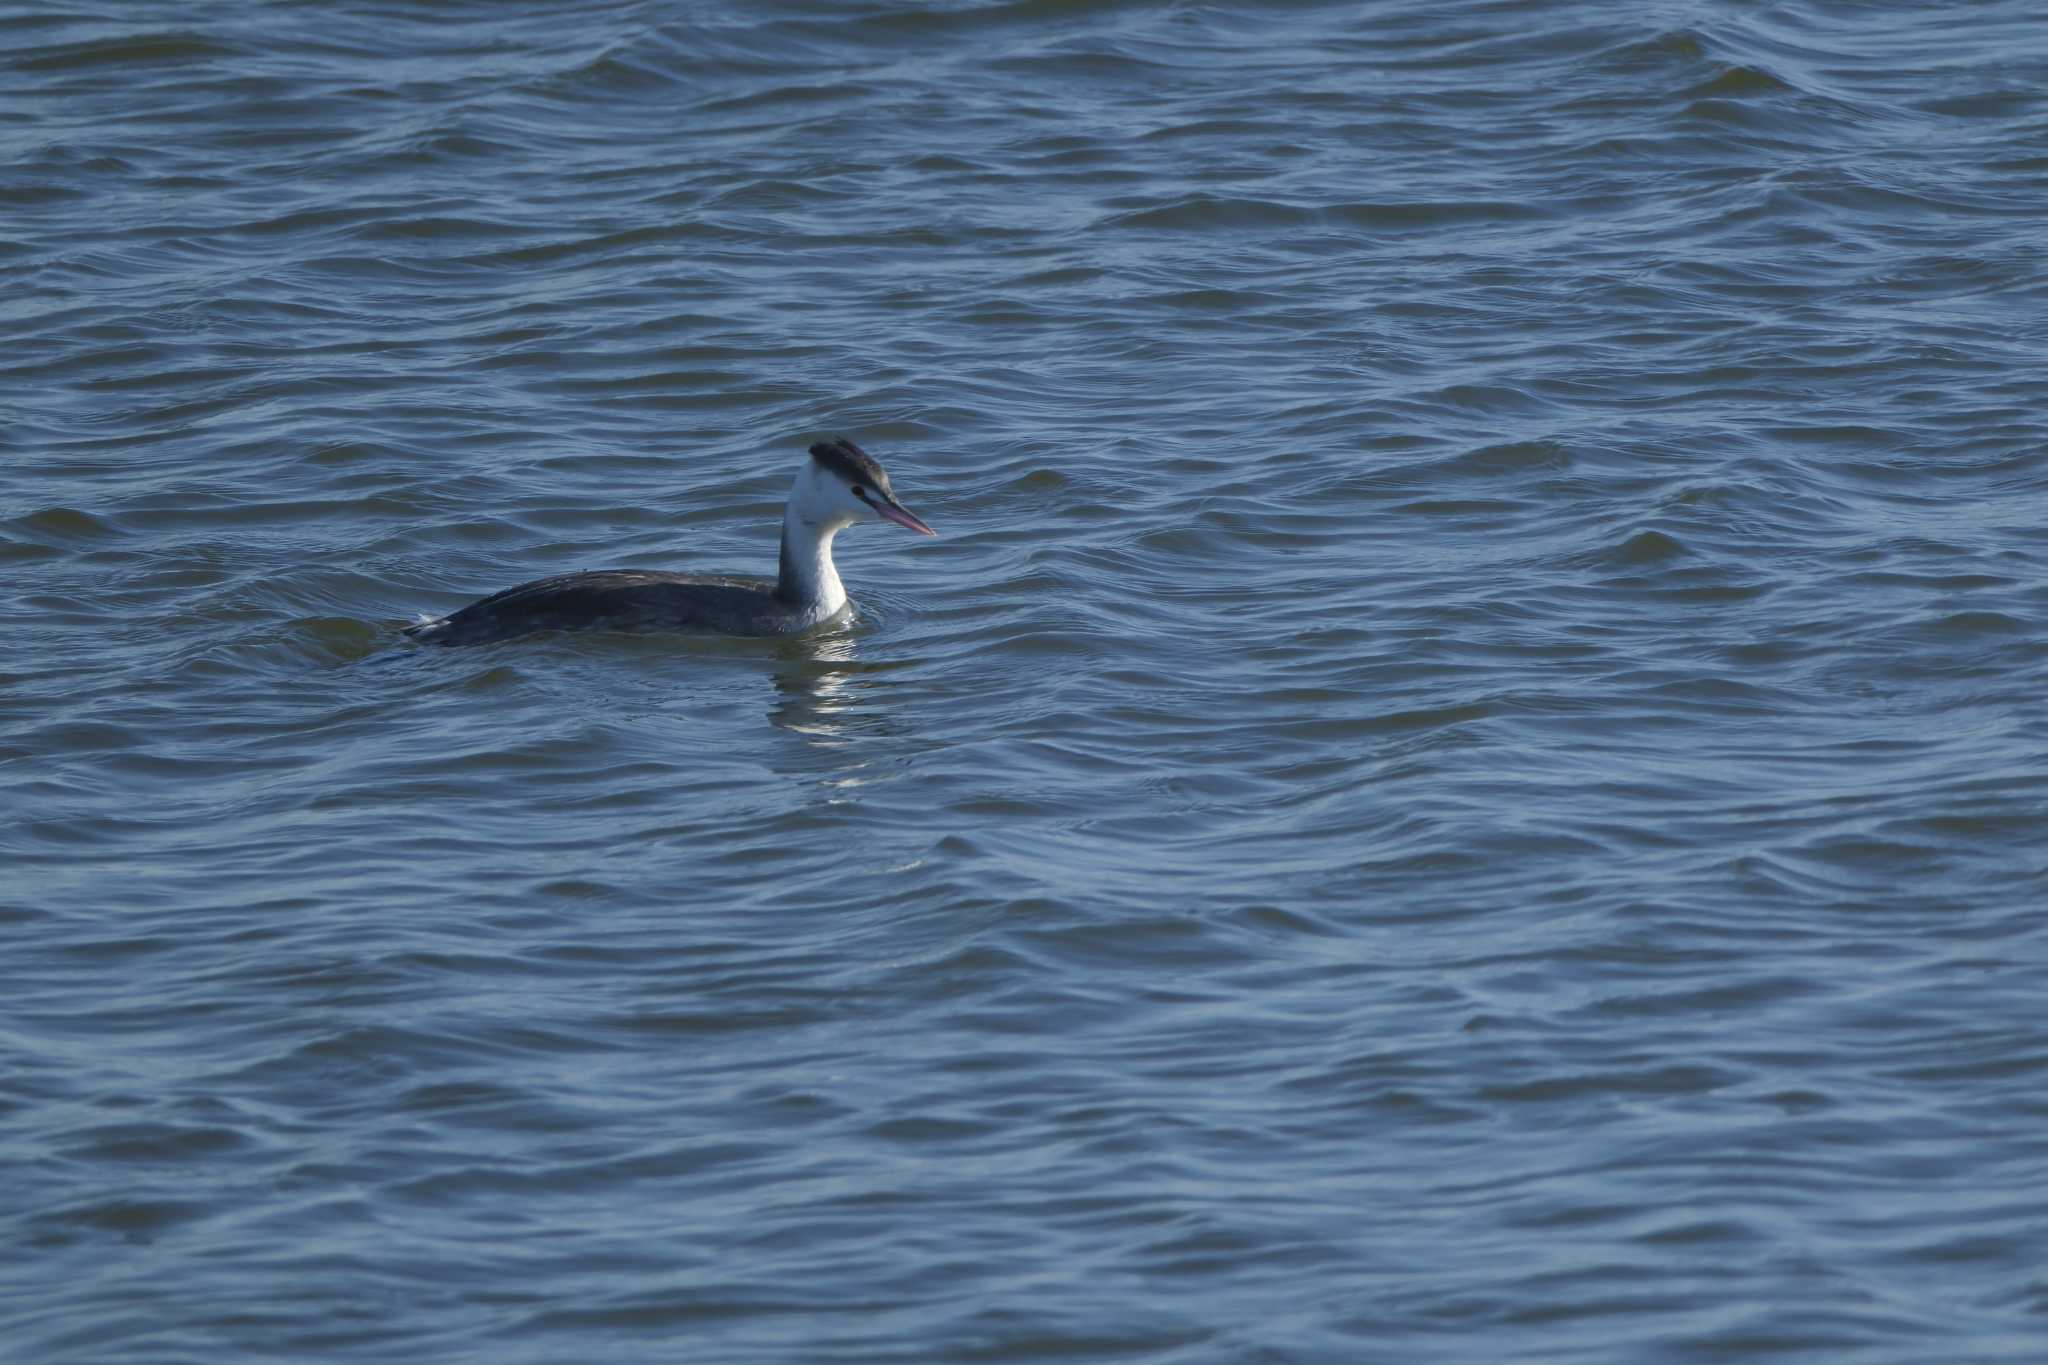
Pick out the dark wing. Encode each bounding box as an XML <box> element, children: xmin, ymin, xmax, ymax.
<box><xmin>412</xmin><ymin>569</ymin><xmax>779</xmax><ymax>645</ymax></box>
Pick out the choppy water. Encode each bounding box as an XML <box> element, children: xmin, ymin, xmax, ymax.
<box><xmin>7</xmin><ymin>1</ymin><xmax>2048</xmax><ymax>1360</ymax></box>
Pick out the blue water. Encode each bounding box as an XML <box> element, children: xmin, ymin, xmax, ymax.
<box><xmin>6</xmin><ymin>2</ymin><xmax>2048</xmax><ymax>1360</ymax></box>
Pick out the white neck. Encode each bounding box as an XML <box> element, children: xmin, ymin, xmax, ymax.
<box><xmin>775</xmin><ymin>465</ymin><xmax>850</xmax><ymax>616</ymax></box>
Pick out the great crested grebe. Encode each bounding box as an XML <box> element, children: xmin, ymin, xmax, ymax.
<box><xmin>405</xmin><ymin>437</ymin><xmax>935</xmax><ymax>646</ymax></box>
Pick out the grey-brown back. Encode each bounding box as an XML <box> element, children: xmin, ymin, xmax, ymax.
<box><xmin>407</xmin><ymin>569</ymin><xmax>827</xmax><ymax>645</ymax></box>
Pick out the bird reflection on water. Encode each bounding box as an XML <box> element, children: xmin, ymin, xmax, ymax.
<box><xmin>765</xmin><ymin>629</ymin><xmax>914</xmax><ymax>759</ymax></box>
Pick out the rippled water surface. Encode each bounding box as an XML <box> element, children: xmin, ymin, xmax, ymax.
<box><xmin>7</xmin><ymin>1</ymin><xmax>2048</xmax><ymax>1359</ymax></box>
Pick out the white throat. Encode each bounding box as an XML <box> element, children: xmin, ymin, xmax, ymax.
<box><xmin>776</xmin><ymin>464</ymin><xmax>853</xmax><ymax>617</ymax></box>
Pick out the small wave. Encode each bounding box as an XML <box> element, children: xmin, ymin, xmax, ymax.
<box><xmin>13</xmin><ymin>32</ymin><xmax>240</xmax><ymax>74</ymax></box>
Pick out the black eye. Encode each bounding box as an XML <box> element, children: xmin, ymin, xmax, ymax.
<box><xmin>850</xmin><ymin>484</ymin><xmax>867</xmax><ymax>499</ymax></box>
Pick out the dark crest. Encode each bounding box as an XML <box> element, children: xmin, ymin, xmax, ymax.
<box><xmin>809</xmin><ymin>436</ymin><xmax>893</xmax><ymax>494</ymax></box>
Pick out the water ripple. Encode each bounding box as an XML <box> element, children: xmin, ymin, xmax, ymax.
<box><xmin>6</xmin><ymin>1</ymin><xmax>2048</xmax><ymax>1362</ymax></box>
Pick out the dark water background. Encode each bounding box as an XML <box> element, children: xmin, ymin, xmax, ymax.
<box><xmin>6</xmin><ymin>1</ymin><xmax>2048</xmax><ymax>1360</ymax></box>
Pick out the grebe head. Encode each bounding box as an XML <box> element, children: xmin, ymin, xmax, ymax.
<box><xmin>800</xmin><ymin>437</ymin><xmax>937</xmax><ymax>536</ymax></box>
